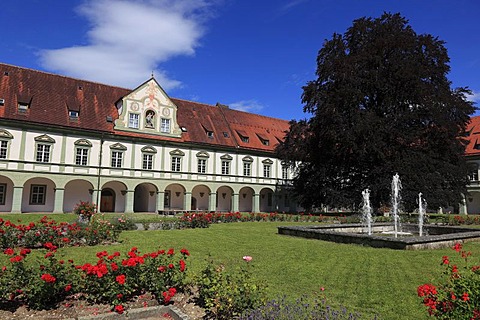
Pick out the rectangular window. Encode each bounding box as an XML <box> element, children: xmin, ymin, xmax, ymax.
<box><xmin>75</xmin><ymin>148</ymin><xmax>88</xmax><ymax>166</ymax></box>
<box><xmin>111</xmin><ymin>151</ymin><xmax>123</xmax><ymax>168</ymax></box>
<box><xmin>221</xmin><ymin>161</ymin><xmax>230</xmax><ymax>175</ymax></box>
<box><xmin>263</xmin><ymin>164</ymin><xmax>271</xmax><ymax>178</ymax></box>
<box><xmin>0</xmin><ymin>141</ymin><xmax>7</xmax><ymax>159</ymax></box>
<box><xmin>36</xmin><ymin>144</ymin><xmax>50</xmax><ymax>162</ymax></box>
<box><xmin>243</xmin><ymin>162</ymin><xmax>251</xmax><ymax>176</ymax></box>
<box><xmin>30</xmin><ymin>184</ymin><xmax>46</xmax><ymax>205</ymax></box>
<box><xmin>143</xmin><ymin>153</ymin><xmax>153</xmax><ymax>170</ymax></box>
<box><xmin>0</xmin><ymin>184</ymin><xmax>6</xmax><ymax>205</ymax></box>
<box><xmin>129</xmin><ymin>113</ymin><xmax>140</xmax><ymax>129</ymax></box>
<box><xmin>171</xmin><ymin>156</ymin><xmax>181</xmax><ymax>172</ymax></box>
<box><xmin>161</xmin><ymin>118</ymin><xmax>171</xmax><ymax>133</ymax></box>
<box><xmin>198</xmin><ymin>158</ymin><xmax>206</xmax><ymax>174</ymax></box>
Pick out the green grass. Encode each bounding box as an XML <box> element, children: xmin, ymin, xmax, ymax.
<box><xmin>3</xmin><ymin>215</ymin><xmax>479</xmax><ymax>319</ymax></box>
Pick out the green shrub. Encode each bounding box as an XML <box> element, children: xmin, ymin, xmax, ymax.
<box><xmin>196</xmin><ymin>256</ymin><xmax>267</xmax><ymax>319</ymax></box>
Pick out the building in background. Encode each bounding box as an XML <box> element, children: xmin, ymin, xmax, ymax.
<box><xmin>0</xmin><ymin>63</ymin><xmax>297</xmax><ymax>213</ymax></box>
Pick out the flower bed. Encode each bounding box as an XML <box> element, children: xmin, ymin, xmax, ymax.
<box><xmin>0</xmin><ymin>244</ymin><xmax>190</xmax><ymax>314</ymax></box>
<box><xmin>0</xmin><ymin>215</ymin><xmax>125</xmax><ymax>249</ymax></box>
<box><xmin>178</xmin><ymin>212</ymin><xmax>351</xmax><ymax>228</ymax></box>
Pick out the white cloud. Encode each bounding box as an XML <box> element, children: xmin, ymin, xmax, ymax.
<box><xmin>228</xmin><ymin>100</ymin><xmax>265</xmax><ymax>113</ymax></box>
<box><xmin>39</xmin><ymin>0</ymin><xmax>215</xmax><ymax>89</ymax></box>
<box><xmin>466</xmin><ymin>90</ymin><xmax>480</xmax><ymax>103</ymax></box>
<box><xmin>279</xmin><ymin>0</ymin><xmax>309</xmax><ymax>12</ymax></box>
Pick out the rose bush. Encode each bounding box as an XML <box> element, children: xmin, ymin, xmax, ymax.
<box><xmin>0</xmin><ymin>216</ymin><xmax>127</xmax><ymax>249</ymax></box>
<box><xmin>0</xmin><ymin>245</ymin><xmax>189</xmax><ymax>313</ymax></box>
<box><xmin>418</xmin><ymin>243</ymin><xmax>480</xmax><ymax>319</ymax></box>
<box><xmin>73</xmin><ymin>201</ymin><xmax>96</xmax><ymax>221</ymax></box>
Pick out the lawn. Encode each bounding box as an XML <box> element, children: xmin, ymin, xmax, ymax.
<box><xmin>3</xmin><ymin>214</ymin><xmax>478</xmax><ymax>319</ymax></box>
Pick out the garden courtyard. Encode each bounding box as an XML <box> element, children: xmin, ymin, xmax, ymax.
<box><xmin>0</xmin><ymin>212</ymin><xmax>479</xmax><ymax>319</ymax></box>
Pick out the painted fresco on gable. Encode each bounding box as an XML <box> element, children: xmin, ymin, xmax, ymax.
<box><xmin>114</xmin><ymin>79</ymin><xmax>181</xmax><ymax>137</ymax></box>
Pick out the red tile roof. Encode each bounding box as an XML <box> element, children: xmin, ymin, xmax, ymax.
<box><xmin>0</xmin><ymin>63</ymin><xmax>289</xmax><ymax>154</ymax></box>
<box><xmin>465</xmin><ymin>116</ymin><xmax>480</xmax><ymax>156</ymax></box>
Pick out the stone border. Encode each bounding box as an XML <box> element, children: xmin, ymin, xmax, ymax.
<box><xmin>278</xmin><ymin>223</ymin><xmax>480</xmax><ymax>250</ymax></box>
<box><xmin>67</xmin><ymin>305</ymin><xmax>190</xmax><ymax>320</ymax></box>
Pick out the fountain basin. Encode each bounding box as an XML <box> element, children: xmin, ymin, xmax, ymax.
<box><xmin>278</xmin><ymin>223</ymin><xmax>480</xmax><ymax>250</ymax></box>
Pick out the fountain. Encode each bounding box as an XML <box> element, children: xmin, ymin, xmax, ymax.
<box><xmin>391</xmin><ymin>174</ymin><xmax>401</xmax><ymax>238</ymax></box>
<box><xmin>361</xmin><ymin>189</ymin><xmax>372</xmax><ymax>235</ymax></box>
<box><xmin>278</xmin><ymin>174</ymin><xmax>480</xmax><ymax>250</ymax></box>
<box><xmin>418</xmin><ymin>193</ymin><xmax>426</xmax><ymax>237</ymax></box>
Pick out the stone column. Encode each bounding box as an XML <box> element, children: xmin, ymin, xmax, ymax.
<box><xmin>53</xmin><ymin>188</ymin><xmax>65</xmax><ymax>213</ymax></box>
<box><xmin>184</xmin><ymin>192</ymin><xmax>192</xmax><ymax>212</ymax></box>
<box><xmin>208</xmin><ymin>192</ymin><xmax>217</xmax><ymax>212</ymax></box>
<box><xmin>125</xmin><ymin>190</ymin><xmax>134</xmax><ymax>213</ymax></box>
<box><xmin>157</xmin><ymin>191</ymin><xmax>165</xmax><ymax>213</ymax></box>
<box><xmin>253</xmin><ymin>193</ymin><xmax>260</xmax><ymax>213</ymax></box>
<box><xmin>91</xmin><ymin>189</ymin><xmax>100</xmax><ymax>213</ymax></box>
<box><xmin>11</xmin><ymin>186</ymin><xmax>23</xmax><ymax>213</ymax></box>
<box><xmin>232</xmin><ymin>193</ymin><xmax>239</xmax><ymax>212</ymax></box>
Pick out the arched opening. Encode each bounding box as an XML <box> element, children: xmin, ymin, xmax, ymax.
<box><xmin>191</xmin><ymin>185</ymin><xmax>211</xmax><ymax>211</ymax></box>
<box><xmin>165</xmin><ymin>184</ymin><xmax>186</xmax><ymax>211</ymax></box>
<box><xmin>0</xmin><ymin>176</ymin><xmax>14</xmax><ymax>213</ymax></box>
<box><xmin>22</xmin><ymin>178</ymin><xmax>56</xmax><ymax>213</ymax></box>
<box><xmin>64</xmin><ymin>179</ymin><xmax>94</xmax><ymax>213</ymax></box>
<box><xmin>134</xmin><ymin>183</ymin><xmax>157</xmax><ymax>212</ymax></box>
<box><xmin>239</xmin><ymin>187</ymin><xmax>254</xmax><ymax>212</ymax></box>
<box><xmin>216</xmin><ymin>186</ymin><xmax>233</xmax><ymax>212</ymax></box>
<box><xmin>260</xmin><ymin>188</ymin><xmax>274</xmax><ymax>212</ymax></box>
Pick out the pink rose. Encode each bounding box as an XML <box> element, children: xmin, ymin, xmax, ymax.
<box><xmin>242</xmin><ymin>255</ymin><xmax>253</xmax><ymax>262</ymax></box>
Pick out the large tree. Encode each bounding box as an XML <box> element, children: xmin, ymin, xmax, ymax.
<box><xmin>277</xmin><ymin>12</ymin><xmax>475</xmax><ymax>212</ymax></box>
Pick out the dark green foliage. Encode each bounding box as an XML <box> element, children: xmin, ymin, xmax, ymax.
<box><xmin>277</xmin><ymin>12</ymin><xmax>475</xmax><ymax>211</ymax></box>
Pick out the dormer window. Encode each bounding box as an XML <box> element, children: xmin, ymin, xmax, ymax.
<box><xmin>201</xmin><ymin>123</ymin><xmax>214</xmax><ymax>139</ymax></box>
<box><xmin>69</xmin><ymin>110</ymin><xmax>79</xmax><ymax>119</ymax></box>
<box><xmin>237</xmin><ymin>130</ymin><xmax>249</xmax><ymax>143</ymax></box>
<box><xmin>257</xmin><ymin>133</ymin><xmax>270</xmax><ymax>146</ymax></box>
<box><xmin>18</xmin><ymin>102</ymin><xmax>29</xmax><ymax>112</ymax></box>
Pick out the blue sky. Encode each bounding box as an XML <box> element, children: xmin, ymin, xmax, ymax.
<box><xmin>1</xmin><ymin>0</ymin><xmax>479</xmax><ymax>121</ymax></box>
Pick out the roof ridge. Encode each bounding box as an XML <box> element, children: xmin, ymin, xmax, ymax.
<box><xmin>0</xmin><ymin>62</ymin><xmax>132</xmax><ymax>91</ymax></box>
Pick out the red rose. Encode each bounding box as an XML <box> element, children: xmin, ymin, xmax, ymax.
<box><xmin>116</xmin><ymin>274</ymin><xmax>126</xmax><ymax>285</ymax></box>
<box><xmin>114</xmin><ymin>305</ymin><xmax>124</xmax><ymax>314</ymax></box>
<box><xmin>41</xmin><ymin>273</ymin><xmax>56</xmax><ymax>283</ymax></box>
<box><xmin>179</xmin><ymin>260</ymin><xmax>186</xmax><ymax>272</ymax></box>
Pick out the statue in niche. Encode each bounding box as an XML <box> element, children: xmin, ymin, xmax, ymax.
<box><xmin>145</xmin><ymin>110</ymin><xmax>155</xmax><ymax>128</ymax></box>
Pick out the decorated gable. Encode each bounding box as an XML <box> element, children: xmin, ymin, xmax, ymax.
<box><xmin>114</xmin><ymin>78</ymin><xmax>182</xmax><ymax>137</ymax></box>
